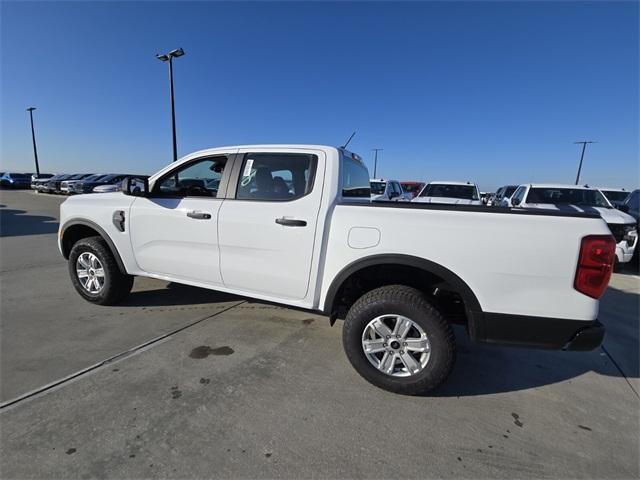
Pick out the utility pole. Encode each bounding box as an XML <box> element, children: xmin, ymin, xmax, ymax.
<box><xmin>574</xmin><ymin>141</ymin><xmax>596</xmax><ymax>185</ymax></box>
<box><xmin>26</xmin><ymin>107</ymin><xmax>40</xmax><ymax>176</ymax></box>
<box><xmin>156</xmin><ymin>48</ymin><xmax>185</xmax><ymax>162</ymax></box>
<box><xmin>372</xmin><ymin>148</ymin><xmax>383</xmax><ymax>178</ymax></box>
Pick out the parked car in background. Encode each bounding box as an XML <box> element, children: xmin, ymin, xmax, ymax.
<box><xmin>620</xmin><ymin>189</ymin><xmax>640</xmax><ymax>221</ymax></box>
<box><xmin>42</xmin><ymin>174</ymin><xmax>72</xmax><ymax>193</ymax></box>
<box><xmin>1</xmin><ymin>172</ymin><xmax>33</xmax><ymax>189</ymax></box>
<box><xmin>48</xmin><ymin>174</ymin><xmax>91</xmax><ymax>194</ymax></box>
<box><xmin>370</xmin><ymin>179</ymin><xmax>408</xmax><ymax>202</ymax></box>
<box><xmin>493</xmin><ymin>185</ymin><xmax>518</xmax><ymax>207</ymax></box>
<box><xmin>620</xmin><ymin>189</ymin><xmax>640</xmax><ymax>266</ymax></box>
<box><xmin>61</xmin><ymin>174</ymin><xmax>101</xmax><ymax>194</ymax></box>
<box><xmin>93</xmin><ymin>181</ymin><xmax>123</xmax><ymax>193</ymax></box>
<box><xmin>484</xmin><ymin>192</ymin><xmax>496</xmax><ymax>206</ymax></box>
<box><xmin>74</xmin><ymin>174</ymin><xmax>130</xmax><ymax>194</ymax></box>
<box><xmin>413</xmin><ymin>181</ymin><xmax>482</xmax><ymax>205</ymax></box>
<box><xmin>399</xmin><ymin>181</ymin><xmax>425</xmax><ymax>199</ymax></box>
<box><xmin>511</xmin><ymin>183</ymin><xmax>638</xmax><ymax>264</ymax></box>
<box><xmin>30</xmin><ymin>173</ymin><xmax>54</xmax><ymax>189</ymax></box>
<box><xmin>598</xmin><ymin>188</ymin><xmax>630</xmax><ymax>208</ymax></box>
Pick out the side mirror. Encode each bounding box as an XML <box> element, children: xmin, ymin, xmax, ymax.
<box><xmin>122</xmin><ymin>176</ymin><xmax>149</xmax><ymax>197</ymax></box>
<box><xmin>511</xmin><ymin>197</ymin><xmax>521</xmax><ymax>206</ymax></box>
<box><xmin>482</xmin><ymin>197</ymin><xmax>488</xmax><ymax>204</ymax></box>
<box><xmin>389</xmin><ymin>191</ymin><xmax>399</xmax><ymax>199</ymax></box>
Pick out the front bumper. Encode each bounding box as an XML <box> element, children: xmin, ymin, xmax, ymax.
<box><xmin>470</xmin><ymin>312</ymin><xmax>605</xmax><ymax>351</ymax></box>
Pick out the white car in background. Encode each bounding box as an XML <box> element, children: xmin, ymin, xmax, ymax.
<box><xmin>510</xmin><ymin>183</ymin><xmax>638</xmax><ymax>264</ymax></box>
<box><xmin>598</xmin><ymin>188</ymin><xmax>630</xmax><ymax>208</ymax></box>
<box><xmin>370</xmin><ymin>179</ymin><xmax>409</xmax><ymax>202</ymax></box>
<box><xmin>92</xmin><ymin>181</ymin><xmax>123</xmax><ymax>193</ymax></box>
<box><xmin>413</xmin><ymin>181</ymin><xmax>482</xmax><ymax>205</ymax></box>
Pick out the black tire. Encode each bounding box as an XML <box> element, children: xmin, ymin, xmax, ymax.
<box><xmin>342</xmin><ymin>285</ymin><xmax>456</xmax><ymax>395</ymax></box>
<box><xmin>68</xmin><ymin>236</ymin><xmax>134</xmax><ymax>305</ymax></box>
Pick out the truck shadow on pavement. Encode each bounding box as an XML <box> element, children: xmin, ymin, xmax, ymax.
<box><xmin>117</xmin><ymin>280</ymin><xmax>638</xmax><ymax>398</ymax></box>
<box><xmin>436</xmin><ymin>285</ymin><xmax>638</xmax><ymax>397</ymax></box>
<box><xmin>0</xmin><ymin>207</ymin><xmax>58</xmax><ymax>237</ymax></box>
<box><xmin>121</xmin><ymin>282</ymin><xmax>241</xmax><ymax>307</ymax></box>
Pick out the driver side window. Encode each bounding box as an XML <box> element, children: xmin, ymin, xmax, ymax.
<box><xmin>154</xmin><ymin>156</ymin><xmax>228</xmax><ymax>198</ymax></box>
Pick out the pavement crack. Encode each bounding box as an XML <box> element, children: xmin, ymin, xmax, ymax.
<box><xmin>0</xmin><ymin>300</ymin><xmax>246</xmax><ymax>411</ymax></box>
<box><xmin>600</xmin><ymin>344</ymin><xmax>639</xmax><ymax>399</ymax></box>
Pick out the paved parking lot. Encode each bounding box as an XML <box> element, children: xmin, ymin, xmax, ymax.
<box><xmin>1</xmin><ymin>189</ymin><xmax>638</xmax><ymax>479</ymax></box>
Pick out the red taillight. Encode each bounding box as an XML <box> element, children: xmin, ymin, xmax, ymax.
<box><xmin>574</xmin><ymin>235</ymin><xmax>616</xmax><ymax>299</ymax></box>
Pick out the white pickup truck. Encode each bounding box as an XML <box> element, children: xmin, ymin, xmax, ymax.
<box><xmin>59</xmin><ymin>145</ymin><xmax>615</xmax><ymax>395</ymax></box>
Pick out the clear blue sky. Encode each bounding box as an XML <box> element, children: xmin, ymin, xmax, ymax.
<box><xmin>1</xmin><ymin>1</ymin><xmax>638</xmax><ymax>191</ymax></box>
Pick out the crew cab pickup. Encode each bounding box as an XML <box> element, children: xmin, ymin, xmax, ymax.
<box><xmin>59</xmin><ymin>145</ymin><xmax>614</xmax><ymax>395</ymax></box>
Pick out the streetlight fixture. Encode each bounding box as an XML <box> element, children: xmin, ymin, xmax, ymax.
<box><xmin>26</xmin><ymin>107</ymin><xmax>40</xmax><ymax>176</ymax></box>
<box><xmin>156</xmin><ymin>48</ymin><xmax>185</xmax><ymax>162</ymax></box>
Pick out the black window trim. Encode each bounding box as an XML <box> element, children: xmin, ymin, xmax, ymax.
<box><xmin>226</xmin><ymin>151</ymin><xmax>319</xmax><ymax>203</ymax></box>
<box><xmin>149</xmin><ymin>153</ymin><xmax>239</xmax><ymax>200</ymax></box>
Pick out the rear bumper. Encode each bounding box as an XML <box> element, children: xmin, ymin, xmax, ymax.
<box><xmin>470</xmin><ymin>311</ymin><xmax>605</xmax><ymax>351</ymax></box>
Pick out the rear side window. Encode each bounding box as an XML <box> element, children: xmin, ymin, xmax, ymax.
<box><xmin>342</xmin><ymin>158</ymin><xmax>370</xmax><ymax>198</ymax></box>
<box><xmin>236</xmin><ymin>153</ymin><xmax>317</xmax><ymax>201</ymax></box>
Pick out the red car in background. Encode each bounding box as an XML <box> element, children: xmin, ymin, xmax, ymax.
<box><xmin>400</xmin><ymin>181</ymin><xmax>425</xmax><ymax>199</ymax></box>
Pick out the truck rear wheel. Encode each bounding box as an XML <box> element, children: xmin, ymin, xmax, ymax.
<box><xmin>342</xmin><ymin>285</ymin><xmax>455</xmax><ymax>395</ymax></box>
<box><xmin>68</xmin><ymin>236</ymin><xmax>134</xmax><ymax>305</ymax></box>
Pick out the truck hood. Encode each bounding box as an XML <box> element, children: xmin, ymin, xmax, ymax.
<box><xmin>413</xmin><ymin>196</ymin><xmax>481</xmax><ymax>205</ymax></box>
<box><xmin>525</xmin><ymin>204</ymin><xmax>636</xmax><ymax>224</ymax></box>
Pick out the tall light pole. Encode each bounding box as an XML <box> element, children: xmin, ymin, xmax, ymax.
<box><xmin>156</xmin><ymin>48</ymin><xmax>185</xmax><ymax>162</ymax></box>
<box><xmin>372</xmin><ymin>148</ymin><xmax>383</xmax><ymax>178</ymax></box>
<box><xmin>574</xmin><ymin>140</ymin><xmax>596</xmax><ymax>185</ymax></box>
<box><xmin>26</xmin><ymin>107</ymin><xmax>40</xmax><ymax>176</ymax></box>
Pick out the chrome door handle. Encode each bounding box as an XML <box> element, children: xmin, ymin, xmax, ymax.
<box><xmin>275</xmin><ymin>217</ymin><xmax>307</xmax><ymax>227</ymax></box>
<box><xmin>187</xmin><ymin>211</ymin><xmax>212</xmax><ymax>220</ymax></box>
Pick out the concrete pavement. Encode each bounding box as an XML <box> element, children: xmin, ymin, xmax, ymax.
<box><xmin>1</xmin><ymin>189</ymin><xmax>638</xmax><ymax>479</ymax></box>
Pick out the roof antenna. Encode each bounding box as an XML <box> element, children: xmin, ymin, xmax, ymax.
<box><xmin>341</xmin><ymin>131</ymin><xmax>357</xmax><ymax>149</ymax></box>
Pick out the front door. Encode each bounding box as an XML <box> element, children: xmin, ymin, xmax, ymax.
<box><xmin>129</xmin><ymin>154</ymin><xmax>232</xmax><ymax>285</ymax></box>
<box><xmin>218</xmin><ymin>148</ymin><xmax>325</xmax><ymax>300</ymax></box>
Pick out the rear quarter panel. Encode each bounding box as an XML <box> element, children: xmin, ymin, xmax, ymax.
<box><xmin>320</xmin><ymin>205</ymin><xmax>611</xmax><ymax>321</ymax></box>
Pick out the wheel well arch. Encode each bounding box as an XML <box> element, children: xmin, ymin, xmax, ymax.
<box><xmin>323</xmin><ymin>254</ymin><xmax>482</xmax><ymax>326</ymax></box>
<box><xmin>60</xmin><ymin>220</ymin><xmax>127</xmax><ymax>274</ymax></box>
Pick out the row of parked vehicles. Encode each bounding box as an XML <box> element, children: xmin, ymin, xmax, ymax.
<box><xmin>0</xmin><ymin>172</ymin><xmax>147</xmax><ymax>194</ymax></box>
<box><xmin>371</xmin><ymin>177</ymin><xmax>638</xmax><ymax>266</ymax></box>
<box><xmin>42</xmin><ymin>173</ymin><xmax>145</xmax><ymax>194</ymax></box>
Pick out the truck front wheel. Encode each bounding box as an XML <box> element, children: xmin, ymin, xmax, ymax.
<box><xmin>342</xmin><ymin>285</ymin><xmax>456</xmax><ymax>395</ymax></box>
<box><xmin>68</xmin><ymin>236</ymin><xmax>134</xmax><ymax>305</ymax></box>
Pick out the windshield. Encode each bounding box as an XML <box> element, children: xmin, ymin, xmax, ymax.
<box><xmin>82</xmin><ymin>174</ymin><xmax>104</xmax><ymax>182</ymax></box>
<box><xmin>526</xmin><ymin>188</ymin><xmax>611</xmax><ymax>207</ymax></box>
<box><xmin>370</xmin><ymin>181</ymin><xmax>386</xmax><ymax>195</ymax></box>
<box><xmin>9</xmin><ymin>173</ymin><xmax>31</xmax><ymax>179</ymax></box>
<box><xmin>420</xmin><ymin>184</ymin><xmax>478</xmax><ymax>200</ymax></box>
<box><xmin>601</xmin><ymin>190</ymin><xmax>629</xmax><ymax>202</ymax></box>
<box><xmin>401</xmin><ymin>183</ymin><xmax>423</xmax><ymax>194</ymax></box>
<box><xmin>504</xmin><ymin>186</ymin><xmax>517</xmax><ymax>197</ymax></box>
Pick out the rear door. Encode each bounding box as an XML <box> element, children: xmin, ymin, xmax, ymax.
<box><xmin>217</xmin><ymin>148</ymin><xmax>325</xmax><ymax>300</ymax></box>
